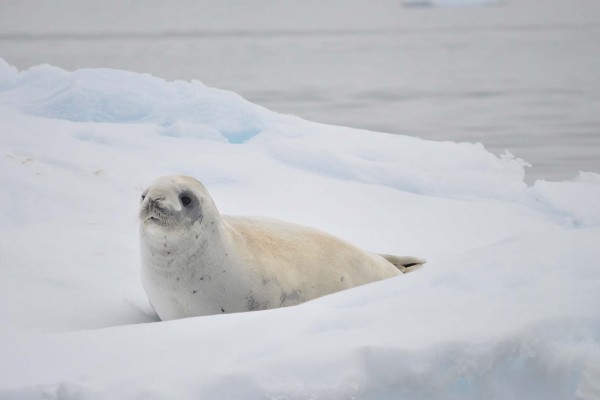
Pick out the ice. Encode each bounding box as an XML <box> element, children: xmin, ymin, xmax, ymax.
<box><xmin>3</xmin><ymin>62</ymin><xmax>276</xmax><ymax>143</ymax></box>
<box><xmin>0</xmin><ymin>59</ymin><xmax>599</xmax><ymax>399</ymax></box>
<box><xmin>532</xmin><ymin>172</ymin><xmax>600</xmax><ymax>227</ymax></box>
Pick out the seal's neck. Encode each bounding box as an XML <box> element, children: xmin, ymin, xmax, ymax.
<box><xmin>140</xmin><ymin>217</ymin><xmax>234</xmax><ymax>274</ymax></box>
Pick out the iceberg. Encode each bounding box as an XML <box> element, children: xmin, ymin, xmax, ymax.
<box><xmin>403</xmin><ymin>0</ymin><xmax>499</xmax><ymax>8</ymax></box>
<box><xmin>0</xmin><ymin>58</ymin><xmax>598</xmax><ymax>399</ymax></box>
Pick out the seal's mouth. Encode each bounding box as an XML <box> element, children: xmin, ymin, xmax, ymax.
<box><xmin>140</xmin><ymin>202</ymin><xmax>177</xmax><ymax>228</ymax></box>
<box><xmin>145</xmin><ymin>215</ymin><xmax>163</xmax><ymax>224</ymax></box>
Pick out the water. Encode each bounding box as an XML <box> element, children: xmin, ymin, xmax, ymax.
<box><xmin>1</xmin><ymin>0</ymin><xmax>599</xmax><ymax>182</ymax></box>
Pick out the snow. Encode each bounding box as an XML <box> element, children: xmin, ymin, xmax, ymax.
<box><xmin>0</xmin><ymin>58</ymin><xmax>599</xmax><ymax>399</ymax></box>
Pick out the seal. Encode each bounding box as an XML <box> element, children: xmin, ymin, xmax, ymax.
<box><xmin>139</xmin><ymin>175</ymin><xmax>425</xmax><ymax>320</ymax></box>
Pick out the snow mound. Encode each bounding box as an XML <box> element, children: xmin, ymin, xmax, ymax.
<box><xmin>532</xmin><ymin>172</ymin><xmax>600</xmax><ymax>227</ymax></box>
<box><xmin>2</xmin><ymin>62</ymin><xmax>275</xmax><ymax>143</ymax></box>
<box><xmin>0</xmin><ymin>59</ymin><xmax>599</xmax><ymax>399</ymax></box>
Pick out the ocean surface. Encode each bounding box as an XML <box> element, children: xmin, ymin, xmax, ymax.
<box><xmin>1</xmin><ymin>0</ymin><xmax>599</xmax><ymax>182</ymax></box>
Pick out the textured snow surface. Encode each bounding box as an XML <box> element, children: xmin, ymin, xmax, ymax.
<box><xmin>0</xmin><ymin>59</ymin><xmax>599</xmax><ymax>399</ymax></box>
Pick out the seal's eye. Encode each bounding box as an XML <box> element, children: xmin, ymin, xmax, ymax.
<box><xmin>180</xmin><ymin>195</ymin><xmax>192</xmax><ymax>207</ymax></box>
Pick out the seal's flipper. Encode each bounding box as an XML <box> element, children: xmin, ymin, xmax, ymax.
<box><xmin>379</xmin><ymin>255</ymin><xmax>426</xmax><ymax>274</ymax></box>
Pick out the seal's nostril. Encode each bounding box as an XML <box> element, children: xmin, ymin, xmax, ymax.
<box><xmin>149</xmin><ymin>196</ymin><xmax>165</xmax><ymax>204</ymax></box>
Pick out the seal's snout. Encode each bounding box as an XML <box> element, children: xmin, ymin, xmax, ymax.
<box><xmin>139</xmin><ymin>189</ymin><xmax>178</xmax><ymax>227</ymax></box>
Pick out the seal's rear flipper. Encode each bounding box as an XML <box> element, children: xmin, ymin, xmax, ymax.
<box><xmin>380</xmin><ymin>255</ymin><xmax>426</xmax><ymax>274</ymax></box>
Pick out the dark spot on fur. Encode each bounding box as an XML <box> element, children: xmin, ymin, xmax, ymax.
<box><xmin>195</xmin><ymin>234</ymin><xmax>199</xmax><ymax>239</ymax></box>
<box><xmin>167</xmin><ymin>251</ymin><xmax>170</xmax><ymax>255</ymax></box>
<box><xmin>192</xmin><ymin>290</ymin><xmax>197</xmax><ymax>294</ymax></box>
<box><xmin>340</xmin><ymin>276</ymin><xmax>344</xmax><ymax>282</ymax></box>
<box><xmin>246</xmin><ymin>295</ymin><xmax>270</xmax><ymax>311</ymax></box>
<box><xmin>176</xmin><ymin>277</ymin><xmax>180</xmax><ymax>282</ymax></box>
<box><xmin>221</xmin><ymin>307</ymin><xmax>225</xmax><ymax>313</ymax></box>
<box><xmin>200</xmin><ymin>276</ymin><xmax>204</xmax><ymax>280</ymax></box>
<box><xmin>280</xmin><ymin>289</ymin><xmax>304</xmax><ymax>307</ymax></box>
<box><xmin>247</xmin><ymin>296</ymin><xmax>259</xmax><ymax>311</ymax></box>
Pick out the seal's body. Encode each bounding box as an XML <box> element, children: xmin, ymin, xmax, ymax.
<box><xmin>140</xmin><ymin>175</ymin><xmax>425</xmax><ymax>320</ymax></box>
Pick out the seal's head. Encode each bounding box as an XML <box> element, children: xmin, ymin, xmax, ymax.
<box><xmin>139</xmin><ymin>175</ymin><xmax>211</xmax><ymax>230</ymax></box>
